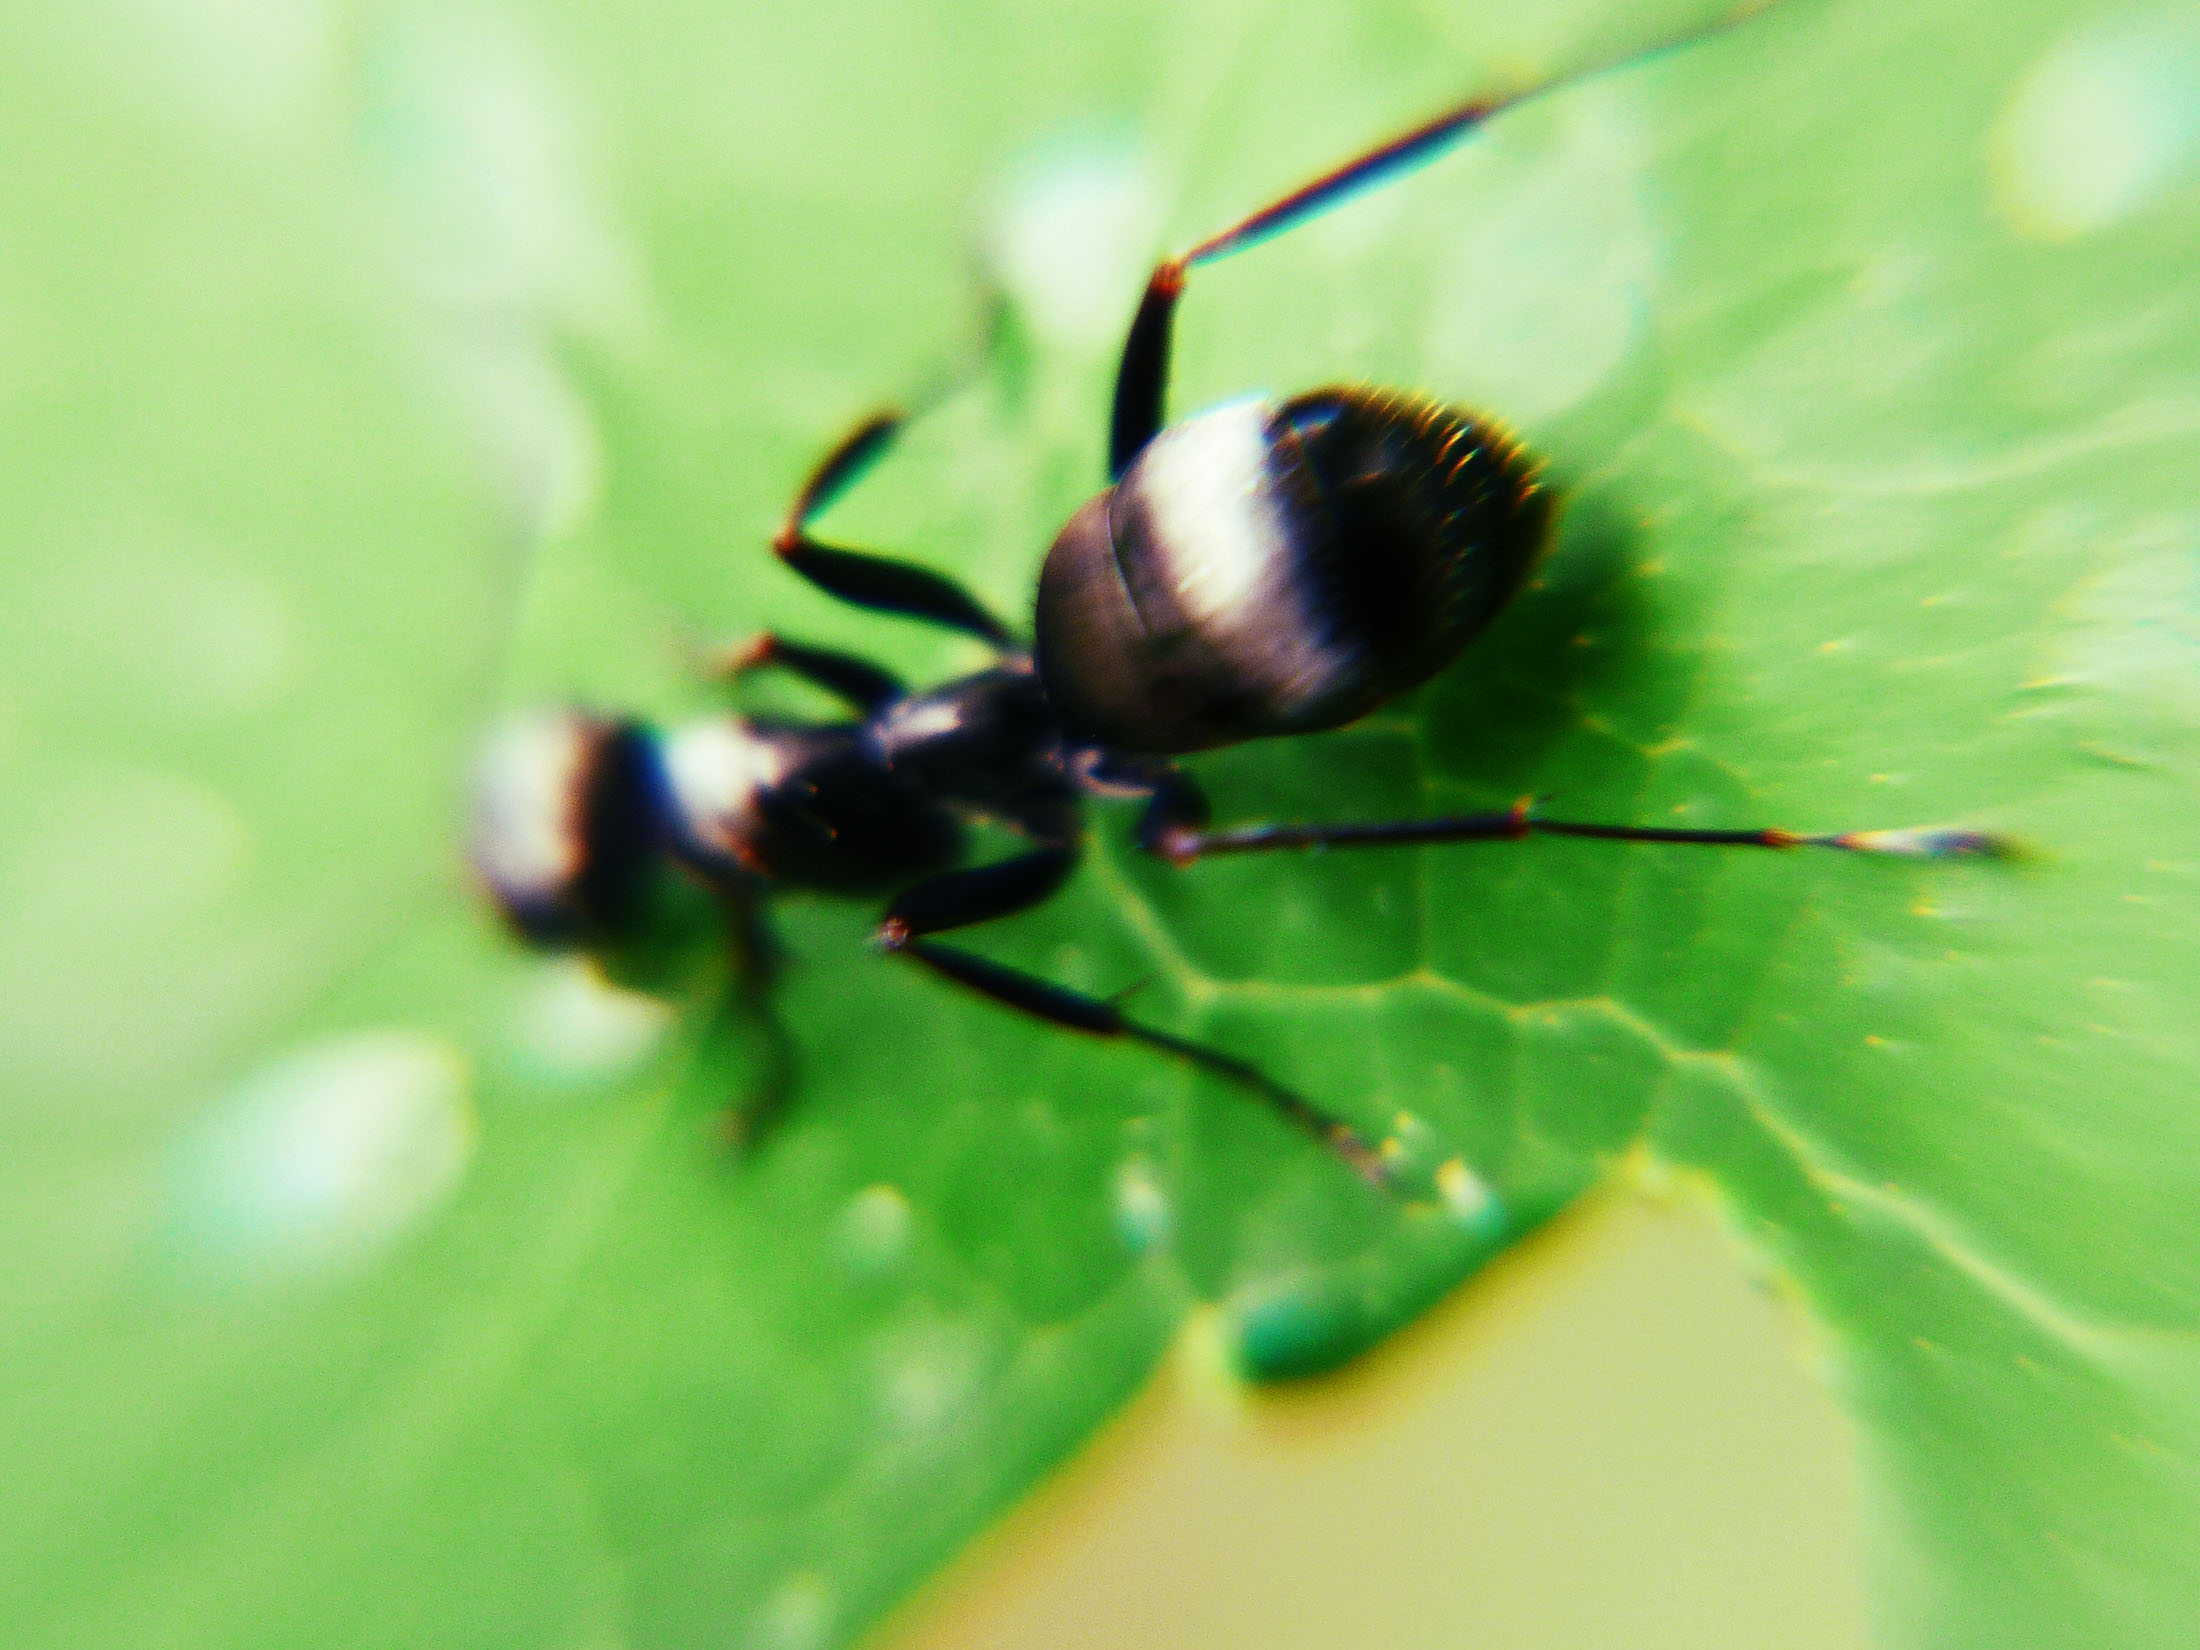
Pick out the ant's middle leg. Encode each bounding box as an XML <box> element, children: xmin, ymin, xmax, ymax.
<box><xmin>874</xmin><ymin>838</ymin><xmax>1392</xmax><ymax>1186</ymax></box>
<box><xmin>771</xmin><ymin>289</ymin><xmax>1017</xmax><ymax>644</ymax></box>
<box><xmin>706</xmin><ymin>631</ymin><xmax>907</xmax><ymax>716</ymax></box>
<box><xmin>772</xmin><ymin>410</ymin><xmax>1012</xmax><ymax>644</ymax></box>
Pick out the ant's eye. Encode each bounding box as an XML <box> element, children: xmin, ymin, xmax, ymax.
<box><xmin>471</xmin><ymin>712</ymin><xmax>657</xmax><ymax>946</ymax></box>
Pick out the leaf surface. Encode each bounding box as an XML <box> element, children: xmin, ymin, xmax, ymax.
<box><xmin>6</xmin><ymin>2</ymin><xmax>2198</xmax><ymax>1647</ymax></box>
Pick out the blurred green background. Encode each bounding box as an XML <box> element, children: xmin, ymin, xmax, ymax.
<box><xmin>7</xmin><ymin>0</ymin><xmax>2200</xmax><ymax>1646</ymax></box>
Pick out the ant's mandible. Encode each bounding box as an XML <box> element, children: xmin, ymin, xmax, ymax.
<box><xmin>473</xmin><ymin>0</ymin><xmax>2008</xmax><ymax>1190</ymax></box>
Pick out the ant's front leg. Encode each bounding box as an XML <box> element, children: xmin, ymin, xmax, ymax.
<box><xmin>875</xmin><ymin>834</ymin><xmax>1392</xmax><ymax>1187</ymax></box>
<box><xmin>701</xmin><ymin>877</ymin><xmax>798</xmax><ymax>1149</ymax></box>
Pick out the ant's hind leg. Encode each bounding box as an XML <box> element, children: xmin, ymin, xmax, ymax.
<box><xmin>1144</xmin><ymin>797</ymin><xmax>2017</xmax><ymax>866</ymax></box>
<box><xmin>1107</xmin><ymin>3</ymin><xmax>1793</xmax><ymax>476</ymax></box>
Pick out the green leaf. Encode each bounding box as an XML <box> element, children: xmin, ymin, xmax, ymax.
<box><xmin>7</xmin><ymin>0</ymin><xmax>2199</xmax><ymax>1647</ymax></box>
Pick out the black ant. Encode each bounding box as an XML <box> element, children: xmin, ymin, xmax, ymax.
<box><xmin>472</xmin><ymin>1</ymin><xmax>2008</xmax><ymax>1190</ymax></box>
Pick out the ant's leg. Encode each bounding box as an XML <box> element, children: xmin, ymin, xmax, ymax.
<box><xmin>1072</xmin><ymin>749</ymin><xmax>1213</xmax><ymax>853</ymax></box>
<box><xmin>875</xmin><ymin>843</ymin><xmax>1391</xmax><ymax>1186</ymax></box>
<box><xmin>706</xmin><ymin>631</ymin><xmax>907</xmax><ymax>715</ymax></box>
<box><xmin>1109</xmin><ymin>1</ymin><xmax>1790</xmax><ymax>476</ymax></box>
<box><xmin>771</xmin><ymin>290</ymin><xmax>1017</xmax><ymax>643</ymax></box>
<box><xmin>1146</xmin><ymin>798</ymin><xmax>2017</xmax><ymax>866</ymax></box>
<box><xmin>713</xmin><ymin>879</ymin><xmax>799</xmax><ymax>1148</ymax></box>
<box><xmin>875</xmin><ymin>845</ymin><xmax>1083</xmax><ymax>947</ymax></box>
<box><xmin>772</xmin><ymin>411</ymin><xmax>1013</xmax><ymax>644</ymax></box>
<box><xmin>1124</xmin><ymin>763</ymin><xmax>1211</xmax><ymax>855</ymax></box>
<box><xmin>900</xmin><ymin>940</ymin><xmax>1393</xmax><ymax>1187</ymax></box>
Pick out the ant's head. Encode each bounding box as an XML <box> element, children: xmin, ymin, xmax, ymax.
<box><xmin>470</xmin><ymin>711</ymin><xmax>662</xmax><ymax>947</ymax></box>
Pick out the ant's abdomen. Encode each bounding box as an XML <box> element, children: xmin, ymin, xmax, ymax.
<box><xmin>1034</xmin><ymin>389</ymin><xmax>1551</xmax><ymax>755</ymax></box>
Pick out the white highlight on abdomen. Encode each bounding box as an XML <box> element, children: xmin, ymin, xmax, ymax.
<box><xmin>1132</xmin><ymin>398</ymin><xmax>1346</xmax><ymax>715</ymax></box>
<box><xmin>1136</xmin><ymin>397</ymin><xmax>1281</xmax><ymax>627</ymax></box>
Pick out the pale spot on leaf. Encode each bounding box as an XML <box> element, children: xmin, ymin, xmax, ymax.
<box><xmin>839</xmin><ymin>1183</ymin><xmax>914</xmax><ymax>1278</ymax></box>
<box><xmin>751</xmin><ymin>1570</ymin><xmax>834</xmax><ymax>1650</ymax></box>
<box><xmin>986</xmin><ymin>138</ymin><xmax>1163</xmax><ymax>355</ymax></box>
<box><xmin>1113</xmin><ymin>1157</ymin><xmax>1171</xmax><ymax>1252</ymax></box>
<box><xmin>1424</xmin><ymin>100</ymin><xmax>1654</xmax><ymax>422</ymax></box>
<box><xmin>168</xmin><ymin>1029</ymin><xmax>474</xmax><ymax>1282</ymax></box>
<box><xmin>1993</xmin><ymin>14</ymin><xmax>2200</xmax><ymax>240</ymax></box>
<box><xmin>504</xmin><ymin>957</ymin><xmax>671</xmax><ymax>1089</ymax></box>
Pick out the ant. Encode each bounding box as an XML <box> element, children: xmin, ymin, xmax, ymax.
<box><xmin>472</xmin><ymin>1</ymin><xmax>2008</xmax><ymax>1191</ymax></box>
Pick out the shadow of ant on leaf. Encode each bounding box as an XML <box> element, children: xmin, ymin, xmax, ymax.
<box><xmin>1414</xmin><ymin>479</ymin><xmax>1668</xmax><ymax>799</ymax></box>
